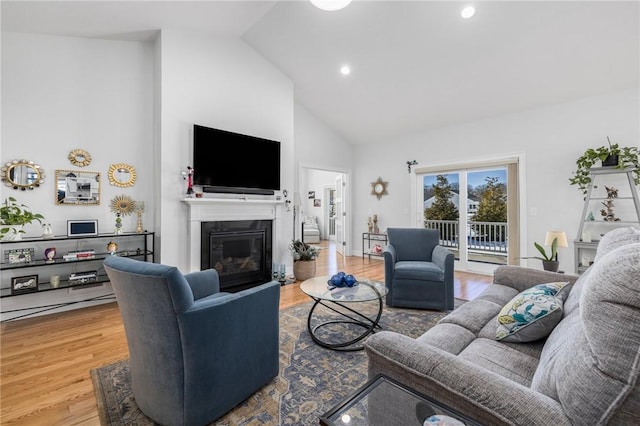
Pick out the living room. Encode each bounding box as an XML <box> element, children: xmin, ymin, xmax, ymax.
<box><xmin>1</xmin><ymin>1</ymin><xmax>639</xmax><ymax>424</ymax></box>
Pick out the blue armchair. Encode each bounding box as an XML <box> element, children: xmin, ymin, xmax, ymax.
<box><xmin>103</xmin><ymin>256</ymin><xmax>281</xmax><ymax>426</ymax></box>
<box><xmin>384</xmin><ymin>228</ymin><xmax>455</xmax><ymax>310</ymax></box>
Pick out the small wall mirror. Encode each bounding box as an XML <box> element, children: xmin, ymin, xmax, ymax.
<box><xmin>68</xmin><ymin>149</ymin><xmax>92</xmax><ymax>167</ymax></box>
<box><xmin>1</xmin><ymin>159</ymin><xmax>45</xmax><ymax>190</ymax></box>
<box><xmin>108</xmin><ymin>163</ymin><xmax>137</xmax><ymax>188</ymax></box>
<box><xmin>371</xmin><ymin>177</ymin><xmax>389</xmax><ymax>200</ymax></box>
<box><xmin>55</xmin><ymin>169</ymin><xmax>101</xmax><ymax>205</ymax></box>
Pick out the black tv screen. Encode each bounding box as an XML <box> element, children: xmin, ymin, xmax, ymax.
<box><xmin>193</xmin><ymin>124</ymin><xmax>281</xmax><ymax>195</ymax></box>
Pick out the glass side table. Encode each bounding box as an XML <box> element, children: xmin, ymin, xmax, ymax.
<box><xmin>320</xmin><ymin>374</ymin><xmax>480</xmax><ymax>426</ymax></box>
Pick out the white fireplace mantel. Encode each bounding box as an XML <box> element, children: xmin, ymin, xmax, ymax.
<box><xmin>182</xmin><ymin>197</ymin><xmax>285</xmax><ymax>272</ymax></box>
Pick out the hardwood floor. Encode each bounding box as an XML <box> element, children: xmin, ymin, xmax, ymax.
<box><xmin>0</xmin><ymin>241</ymin><xmax>492</xmax><ymax>425</ymax></box>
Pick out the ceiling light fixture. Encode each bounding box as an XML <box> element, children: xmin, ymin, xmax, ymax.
<box><xmin>461</xmin><ymin>6</ymin><xmax>476</xmax><ymax>19</ymax></box>
<box><xmin>340</xmin><ymin>65</ymin><xmax>351</xmax><ymax>76</ymax></box>
<box><xmin>310</xmin><ymin>0</ymin><xmax>352</xmax><ymax>12</ymax></box>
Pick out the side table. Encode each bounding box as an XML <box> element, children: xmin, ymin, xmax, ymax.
<box><xmin>362</xmin><ymin>233</ymin><xmax>388</xmax><ymax>261</ymax></box>
<box><xmin>320</xmin><ymin>374</ymin><xmax>479</xmax><ymax>426</ymax></box>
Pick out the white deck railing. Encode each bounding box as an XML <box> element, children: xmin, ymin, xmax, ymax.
<box><xmin>424</xmin><ymin>219</ymin><xmax>508</xmax><ymax>256</ymax></box>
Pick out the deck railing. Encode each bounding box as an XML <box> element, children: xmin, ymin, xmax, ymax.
<box><xmin>424</xmin><ymin>219</ymin><xmax>508</xmax><ymax>255</ymax></box>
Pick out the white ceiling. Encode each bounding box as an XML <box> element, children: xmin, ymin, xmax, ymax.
<box><xmin>3</xmin><ymin>1</ymin><xmax>639</xmax><ymax>145</ymax></box>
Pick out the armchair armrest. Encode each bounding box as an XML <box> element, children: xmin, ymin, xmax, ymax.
<box><xmin>493</xmin><ymin>265</ymin><xmax>579</xmax><ymax>293</ymax></box>
<box><xmin>365</xmin><ymin>331</ymin><xmax>571</xmax><ymax>426</ymax></box>
<box><xmin>184</xmin><ymin>268</ymin><xmax>220</xmax><ymax>300</ymax></box>
<box><xmin>432</xmin><ymin>245</ymin><xmax>454</xmax><ymax>283</ymax></box>
<box><xmin>383</xmin><ymin>244</ymin><xmax>397</xmax><ymax>285</ymax></box>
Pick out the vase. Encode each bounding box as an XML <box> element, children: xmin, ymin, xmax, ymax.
<box><xmin>293</xmin><ymin>260</ymin><xmax>316</xmax><ymax>281</ymax></box>
<box><xmin>542</xmin><ymin>260</ymin><xmax>559</xmax><ymax>272</ymax></box>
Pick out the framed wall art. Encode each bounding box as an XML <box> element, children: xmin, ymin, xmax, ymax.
<box><xmin>11</xmin><ymin>274</ymin><xmax>39</xmax><ymax>294</ymax></box>
<box><xmin>4</xmin><ymin>248</ymin><xmax>35</xmax><ymax>265</ymax></box>
<box><xmin>308</xmin><ymin>191</ymin><xmax>315</xmax><ymax>199</ymax></box>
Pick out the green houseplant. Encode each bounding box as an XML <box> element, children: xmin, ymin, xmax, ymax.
<box><xmin>0</xmin><ymin>197</ymin><xmax>46</xmax><ymax>240</ymax></box>
<box><xmin>569</xmin><ymin>138</ymin><xmax>640</xmax><ymax>195</ymax></box>
<box><xmin>520</xmin><ymin>238</ymin><xmax>559</xmax><ymax>272</ymax></box>
<box><xmin>289</xmin><ymin>239</ymin><xmax>319</xmax><ymax>281</ymax></box>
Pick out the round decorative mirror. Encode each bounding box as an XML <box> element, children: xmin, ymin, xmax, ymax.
<box><xmin>108</xmin><ymin>163</ymin><xmax>137</xmax><ymax>188</ymax></box>
<box><xmin>1</xmin><ymin>159</ymin><xmax>45</xmax><ymax>190</ymax></box>
<box><xmin>68</xmin><ymin>149</ymin><xmax>92</xmax><ymax>167</ymax></box>
<box><xmin>370</xmin><ymin>177</ymin><xmax>389</xmax><ymax>200</ymax></box>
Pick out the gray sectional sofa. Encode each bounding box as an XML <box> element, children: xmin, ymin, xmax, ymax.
<box><xmin>365</xmin><ymin>227</ymin><xmax>640</xmax><ymax>425</ymax></box>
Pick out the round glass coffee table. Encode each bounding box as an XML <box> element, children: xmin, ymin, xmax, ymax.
<box><xmin>300</xmin><ymin>276</ymin><xmax>388</xmax><ymax>351</ymax></box>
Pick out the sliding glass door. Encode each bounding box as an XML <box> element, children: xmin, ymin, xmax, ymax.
<box><xmin>419</xmin><ymin>162</ymin><xmax>518</xmax><ymax>273</ymax></box>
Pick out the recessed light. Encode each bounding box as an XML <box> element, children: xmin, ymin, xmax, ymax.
<box><xmin>340</xmin><ymin>65</ymin><xmax>351</xmax><ymax>76</ymax></box>
<box><xmin>461</xmin><ymin>6</ymin><xmax>476</xmax><ymax>19</ymax></box>
<box><xmin>310</xmin><ymin>0</ymin><xmax>352</xmax><ymax>12</ymax></box>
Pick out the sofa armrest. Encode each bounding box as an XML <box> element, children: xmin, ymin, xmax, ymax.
<box><xmin>365</xmin><ymin>331</ymin><xmax>571</xmax><ymax>426</ymax></box>
<box><xmin>493</xmin><ymin>265</ymin><xmax>579</xmax><ymax>293</ymax></box>
<box><xmin>184</xmin><ymin>268</ymin><xmax>220</xmax><ymax>300</ymax></box>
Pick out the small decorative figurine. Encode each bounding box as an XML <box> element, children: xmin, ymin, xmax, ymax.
<box><xmin>185</xmin><ymin>166</ymin><xmax>194</xmax><ymax>197</ymax></box>
<box><xmin>373</xmin><ymin>214</ymin><xmax>380</xmax><ymax>234</ymax></box>
<box><xmin>107</xmin><ymin>241</ymin><xmax>118</xmax><ymax>255</ymax></box>
<box><xmin>44</xmin><ymin>247</ymin><xmax>56</xmax><ymax>263</ymax></box>
<box><xmin>135</xmin><ymin>201</ymin><xmax>145</xmax><ymax>234</ymax></box>
<box><xmin>41</xmin><ymin>223</ymin><xmax>54</xmax><ymax>239</ymax></box>
<box><xmin>586</xmin><ymin>211</ymin><xmax>595</xmax><ymax>221</ymax></box>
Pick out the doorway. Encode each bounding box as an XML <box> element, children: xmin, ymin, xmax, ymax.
<box><xmin>298</xmin><ymin>164</ymin><xmax>351</xmax><ymax>259</ymax></box>
<box><xmin>414</xmin><ymin>157</ymin><xmax>522</xmax><ymax>274</ymax></box>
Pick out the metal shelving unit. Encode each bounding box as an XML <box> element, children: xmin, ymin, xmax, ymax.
<box><xmin>574</xmin><ymin>168</ymin><xmax>639</xmax><ymax>274</ymax></box>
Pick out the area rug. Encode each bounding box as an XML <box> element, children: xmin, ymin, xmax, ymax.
<box><xmin>91</xmin><ymin>300</ymin><xmax>461</xmax><ymax>425</ymax></box>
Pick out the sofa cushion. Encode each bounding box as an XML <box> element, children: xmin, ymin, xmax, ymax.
<box><xmin>458</xmin><ymin>338</ymin><xmax>540</xmax><ymax>386</ymax></box>
<box><xmin>495</xmin><ymin>282</ymin><xmax>571</xmax><ymax>343</ymax></box>
<box><xmin>593</xmin><ymin>226</ymin><xmax>640</xmax><ymax>263</ymax></box>
<box><xmin>531</xmin><ymin>243</ymin><xmax>640</xmax><ymax>425</ymax></box>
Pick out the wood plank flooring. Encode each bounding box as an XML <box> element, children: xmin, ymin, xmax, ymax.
<box><xmin>0</xmin><ymin>241</ymin><xmax>492</xmax><ymax>425</ymax></box>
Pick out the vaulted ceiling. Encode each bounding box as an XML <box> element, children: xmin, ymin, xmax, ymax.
<box><xmin>3</xmin><ymin>1</ymin><xmax>639</xmax><ymax>145</ymax></box>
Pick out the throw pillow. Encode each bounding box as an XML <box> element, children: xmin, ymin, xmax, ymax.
<box><xmin>495</xmin><ymin>281</ymin><xmax>571</xmax><ymax>343</ymax></box>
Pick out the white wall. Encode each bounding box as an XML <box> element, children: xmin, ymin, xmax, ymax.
<box><xmin>1</xmin><ymin>32</ymin><xmax>155</xmax><ymax>315</ymax></box>
<box><xmin>294</xmin><ymin>102</ymin><xmax>354</xmax><ymax>249</ymax></box>
<box><xmin>351</xmin><ymin>88</ymin><xmax>640</xmax><ymax>274</ymax></box>
<box><xmin>158</xmin><ymin>30</ymin><xmax>294</xmax><ymax>271</ymax></box>
<box><xmin>2</xmin><ymin>32</ymin><xmax>155</xmax><ymax>235</ymax></box>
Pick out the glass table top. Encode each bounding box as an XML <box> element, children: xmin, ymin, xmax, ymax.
<box><xmin>320</xmin><ymin>374</ymin><xmax>480</xmax><ymax>426</ymax></box>
<box><xmin>300</xmin><ymin>276</ymin><xmax>388</xmax><ymax>303</ymax></box>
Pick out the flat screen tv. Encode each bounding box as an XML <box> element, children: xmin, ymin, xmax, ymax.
<box><xmin>193</xmin><ymin>124</ymin><xmax>281</xmax><ymax>195</ymax></box>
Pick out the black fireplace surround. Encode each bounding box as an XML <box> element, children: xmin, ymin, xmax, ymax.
<box><xmin>201</xmin><ymin>220</ymin><xmax>273</xmax><ymax>292</ymax></box>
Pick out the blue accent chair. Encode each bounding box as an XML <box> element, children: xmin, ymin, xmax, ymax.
<box><xmin>384</xmin><ymin>228</ymin><xmax>455</xmax><ymax>310</ymax></box>
<box><xmin>103</xmin><ymin>256</ymin><xmax>281</xmax><ymax>426</ymax></box>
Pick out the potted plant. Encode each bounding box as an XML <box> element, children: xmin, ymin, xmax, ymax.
<box><xmin>520</xmin><ymin>238</ymin><xmax>559</xmax><ymax>272</ymax></box>
<box><xmin>0</xmin><ymin>197</ymin><xmax>46</xmax><ymax>240</ymax></box>
<box><xmin>569</xmin><ymin>137</ymin><xmax>640</xmax><ymax>195</ymax></box>
<box><xmin>289</xmin><ymin>239</ymin><xmax>319</xmax><ymax>281</ymax></box>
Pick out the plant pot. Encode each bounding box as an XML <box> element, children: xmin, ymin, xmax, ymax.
<box><xmin>602</xmin><ymin>155</ymin><xmax>619</xmax><ymax>167</ymax></box>
<box><xmin>2</xmin><ymin>225</ymin><xmax>24</xmax><ymax>241</ymax></box>
<box><xmin>293</xmin><ymin>260</ymin><xmax>316</xmax><ymax>281</ymax></box>
<box><xmin>542</xmin><ymin>260</ymin><xmax>559</xmax><ymax>272</ymax></box>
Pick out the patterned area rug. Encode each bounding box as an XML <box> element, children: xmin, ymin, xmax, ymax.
<box><xmin>91</xmin><ymin>300</ymin><xmax>460</xmax><ymax>425</ymax></box>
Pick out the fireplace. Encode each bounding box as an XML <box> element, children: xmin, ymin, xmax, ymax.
<box><xmin>201</xmin><ymin>220</ymin><xmax>272</xmax><ymax>292</ymax></box>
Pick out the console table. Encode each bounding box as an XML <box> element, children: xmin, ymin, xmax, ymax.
<box><xmin>362</xmin><ymin>232</ymin><xmax>388</xmax><ymax>260</ymax></box>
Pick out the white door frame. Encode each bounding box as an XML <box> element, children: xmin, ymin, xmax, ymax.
<box><xmin>410</xmin><ymin>153</ymin><xmax>527</xmax><ymax>275</ymax></box>
<box><xmin>299</xmin><ymin>162</ymin><xmax>352</xmax><ymax>256</ymax></box>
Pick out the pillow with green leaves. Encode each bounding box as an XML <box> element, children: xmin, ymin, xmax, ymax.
<box><xmin>496</xmin><ymin>281</ymin><xmax>571</xmax><ymax>343</ymax></box>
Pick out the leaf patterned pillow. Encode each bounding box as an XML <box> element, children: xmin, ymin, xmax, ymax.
<box><xmin>496</xmin><ymin>281</ymin><xmax>571</xmax><ymax>343</ymax></box>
